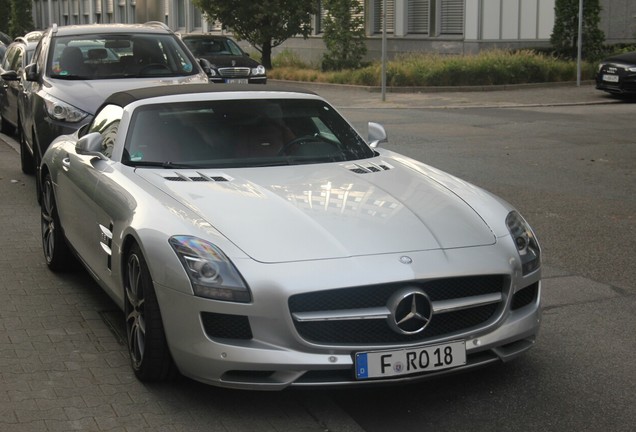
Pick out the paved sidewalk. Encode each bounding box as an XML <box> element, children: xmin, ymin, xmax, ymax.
<box><xmin>271</xmin><ymin>80</ymin><xmax>616</xmax><ymax>109</ymax></box>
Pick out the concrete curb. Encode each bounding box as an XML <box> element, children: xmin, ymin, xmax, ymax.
<box><xmin>270</xmin><ymin>79</ymin><xmax>597</xmax><ymax>94</ymax></box>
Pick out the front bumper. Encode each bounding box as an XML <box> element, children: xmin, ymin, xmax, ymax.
<box><xmin>595</xmin><ymin>70</ymin><xmax>636</xmax><ymax>95</ymax></box>
<box><xmin>208</xmin><ymin>76</ymin><xmax>267</xmax><ymax>84</ymax></box>
<box><xmin>153</xmin><ymin>247</ymin><xmax>541</xmax><ymax>390</ymax></box>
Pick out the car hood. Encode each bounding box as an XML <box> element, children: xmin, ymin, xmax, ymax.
<box><xmin>201</xmin><ymin>55</ymin><xmax>259</xmax><ymax>69</ymax></box>
<box><xmin>136</xmin><ymin>159</ymin><xmax>496</xmax><ymax>263</ymax></box>
<box><xmin>603</xmin><ymin>51</ymin><xmax>636</xmax><ymax>65</ymax></box>
<box><xmin>45</xmin><ymin>75</ymin><xmax>207</xmax><ymax>115</ymax></box>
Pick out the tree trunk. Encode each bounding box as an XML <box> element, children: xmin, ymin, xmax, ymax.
<box><xmin>261</xmin><ymin>41</ymin><xmax>273</xmax><ymax>70</ymax></box>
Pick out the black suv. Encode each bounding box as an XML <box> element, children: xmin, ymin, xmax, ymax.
<box><xmin>181</xmin><ymin>34</ymin><xmax>266</xmax><ymax>84</ymax></box>
<box><xmin>0</xmin><ymin>31</ymin><xmax>43</xmax><ymax>152</ymax></box>
<box><xmin>20</xmin><ymin>22</ymin><xmax>208</xmax><ymax>185</ymax></box>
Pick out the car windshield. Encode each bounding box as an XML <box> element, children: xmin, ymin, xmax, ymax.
<box><xmin>49</xmin><ymin>34</ymin><xmax>197</xmax><ymax>79</ymax></box>
<box><xmin>123</xmin><ymin>99</ymin><xmax>376</xmax><ymax>168</ymax></box>
<box><xmin>183</xmin><ymin>37</ymin><xmax>244</xmax><ymax>57</ymax></box>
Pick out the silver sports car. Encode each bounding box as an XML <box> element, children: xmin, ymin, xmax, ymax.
<box><xmin>41</xmin><ymin>84</ymin><xmax>541</xmax><ymax>390</ymax></box>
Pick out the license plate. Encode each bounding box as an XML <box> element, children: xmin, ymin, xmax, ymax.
<box><xmin>225</xmin><ymin>78</ymin><xmax>248</xmax><ymax>84</ymax></box>
<box><xmin>603</xmin><ymin>74</ymin><xmax>619</xmax><ymax>82</ymax></box>
<box><xmin>355</xmin><ymin>340</ymin><xmax>466</xmax><ymax>380</ymax></box>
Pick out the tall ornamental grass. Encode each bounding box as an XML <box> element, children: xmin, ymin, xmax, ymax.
<box><xmin>269</xmin><ymin>49</ymin><xmax>597</xmax><ymax>86</ymax></box>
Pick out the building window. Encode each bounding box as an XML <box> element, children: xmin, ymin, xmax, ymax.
<box><xmin>318</xmin><ymin>0</ymin><xmax>365</xmax><ymax>34</ymax></box>
<box><xmin>408</xmin><ymin>0</ymin><xmax>430</xmax><ymax>34</ymax></box>
<box><xmin>374</xmin><ymin>0</ymin><xmax>395</xmax><ymax>34</ymax></box>
<box><xmin>178</xmin><ymin>0</ymin><xmax>186</xmax><ymax>29</ymax></box>
<box><xmin>439</xmin><ymin>0</ymin><xmax>464</xmax><ymax>35</ymax></box>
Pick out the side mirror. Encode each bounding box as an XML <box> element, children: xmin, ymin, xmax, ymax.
<box><xmin>198</xmin><ymin>58</ymin><xmax>212</xmax><ymax>76</ymax></box>
<box><xmin>76</xmin><ymin>132</ymin><xmax>107</xmax><ymax>160</ymax></box>
<box><xmin>78</xmin><ymin>123</ymin><xmax>91</xmax><ymax>138</ymax></box>
<box><xmin>25</xmin><ymin>63</ymin><xmax>38</xmax><ymax>81</ymax></box>
<box><xmin>368</xmin><ymin>122</ymin><xmax>388</xmax><ymax>148</ymax></box>
<box><xmin>1</xmin><ymin>70</ymin><xmax>19</xmax><ymax>81</ymax></box>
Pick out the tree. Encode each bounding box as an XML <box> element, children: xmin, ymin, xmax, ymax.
<box><xmin>321</xmin><ymin>0</ymin><xmax>366</xmax><ymax>71</ymax></box>
<box><xmin>551</xmin><ymin>0</ymin><xmax>605</xmax><ymax>60</ymax></box>
<box><xmin>9</xmin><ymin>0</ymin><xmax>34</xmax><ymax>38</ymax></box>
<box><xmin>193</xmin><ymin>0</ymin><xmax>319</xmax><ymax>69</ymax></box>
<box><xmin>0</xmin><ymin>0</ymin><xmax>11</xmax><ymax>37</ymax></box>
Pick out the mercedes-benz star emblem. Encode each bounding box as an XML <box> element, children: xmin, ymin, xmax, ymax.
<box><xmin>387</xmin><ymin>288</ymin><xmax>433</xmax><ymax>335</ymax></box>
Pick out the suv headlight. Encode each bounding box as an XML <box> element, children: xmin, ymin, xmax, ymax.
<box><xmin>506</xmin><ymin>211</ymin><xmax>541</xmax><ymax>276</ymax></box>
<box><xmin>251</xmin><ymin>65</ymin><xmax>266</xmax><ymax>76</ymax></box>
<box><xmin>43</xmin><ymin>93</ymin><xmax>89</xmax><ymax>123</ymax></box>
<box><xmin>169</xmin><ymin>236</ymin><xmax>251</xmax><ymax>302</ymax></box>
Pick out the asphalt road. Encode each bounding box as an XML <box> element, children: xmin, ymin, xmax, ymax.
<box><xmin>326</xmin><ymin>93</ymin><xmax>636</xmax><ymax>432</ymax></box>
<box><xmin>1</xmin><ymin>83</ymin><xmax>634</xmax><ymax>431</ymax></box>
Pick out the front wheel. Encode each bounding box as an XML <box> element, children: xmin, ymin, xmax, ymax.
<box><xmin>41</xmin><ymin>173</ymin><xmax>73</xmax><ymax>271</ymax></box>
<box><xmin>125</xmin><ymin>243</ymin><xmax>175</xmax><ymax>382</ymax></box>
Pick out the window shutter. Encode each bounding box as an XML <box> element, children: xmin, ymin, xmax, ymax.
<box><xmin>408</xmin><ymin>0</ymin><xmax>429</xmax><ymax>34</ymax></box>
<box><xmin>440</xmin><ymin>0</ymin><xmax>464</xmax><ymax>35</ymax></box>
<box><xmin>374</xmin><ymin>0</ymin><xmax>395</xmax><ymax>34</ymax></box>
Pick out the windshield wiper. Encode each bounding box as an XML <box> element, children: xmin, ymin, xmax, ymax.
<box><xmin>128</xmin><ymin>161</ymin><xmax>202</xmax><ymax>169</ymax></box>
<box><xmin>52</xmin><ymin>74</ymin><xmax>91</xmax><ymax>80</ymax></box>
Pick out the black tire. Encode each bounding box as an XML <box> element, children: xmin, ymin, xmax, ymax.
<box><xmin>41</xmin><ymin>173</ymin><xmax>74</xmax><ymax>271</ymax></box>
<box><xmin>19</xmin><ymin>122</ymin><xmax>35</xmax><ymax>175</ymax></box>
<box><xmin>125</xmin><ymin>243</ymin><xmax>175</xmax><ymax>382</ymax></box>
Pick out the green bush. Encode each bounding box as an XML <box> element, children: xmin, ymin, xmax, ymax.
<box><xmin>268</xmin><ymin>50</ymin><xmax>598</xmax><ymax>86</ymax></box>
<box><xmin>272</xmin><ymin>49</ymin><xmax>309</xmax><ymax>69</ymax></box>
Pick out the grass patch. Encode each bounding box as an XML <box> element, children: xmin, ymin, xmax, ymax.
<box><xmin>269</xmin><ymin>49</ymin><xmax>597</xmax><ymax>86</ymax></box>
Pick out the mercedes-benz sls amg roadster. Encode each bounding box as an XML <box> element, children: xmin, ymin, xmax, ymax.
<box><xmin>40</xmin><ymin>84</ymin><xmax>541</xmax><ymax>390</ymax></box>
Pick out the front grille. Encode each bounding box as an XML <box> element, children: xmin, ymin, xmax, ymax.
<box><xmin>201</xmin><ymin>312</ymin><xmax>253</xmax><ymax>340</ymax></box>
<box><xmin>289</xmin><ymin>275</ymin><xmax>506</xmax><ymax>345</ymax></box>
<box><xmin>218</xmin><ymin>67</ymin><xmax>250</xmax><ymax>78</ymax></box>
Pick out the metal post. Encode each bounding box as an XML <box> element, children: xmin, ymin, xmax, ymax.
<box><xmin>381</xmin><ymin>0</ymin><xmax>387</xmax><ymax>102</ymax></box>
<box><xmin>577</xmin><ymin>0</ymin><xmax>583</xmax><ymax>87</ymax></box>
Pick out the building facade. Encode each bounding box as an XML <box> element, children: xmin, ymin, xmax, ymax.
<box><xmin>30</xmin><ymin>0</ymin><xmax>636</xmax><ymax>63</ymax></box>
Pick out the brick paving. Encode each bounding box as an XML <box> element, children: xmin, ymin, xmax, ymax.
<box><xmin>0</xmin><ymin>138</ymin><xmax>361</xmax><ymax>431</ymax></box>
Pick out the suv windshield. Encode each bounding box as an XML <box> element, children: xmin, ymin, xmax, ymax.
<box><xmin>123</xmin><ymin>99</ymin><xmax>376</xmax><ymax>168</ymax></box>
<box><xmin>49</xmin><ymin>34</ymin><xmax>197</xmax><ymax>79</ymax></box>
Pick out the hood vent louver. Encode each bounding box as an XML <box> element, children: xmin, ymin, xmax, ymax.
<box><xmin>162</xmin><ymin>172</ymin><xmax>231</xmax><ymax>182</ymax></box>
<box><xmin>347</xmin><ymin>161</ymin><xmax>394</xmax><ymax>174</ymax></box>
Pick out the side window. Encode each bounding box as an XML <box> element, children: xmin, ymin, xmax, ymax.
<box><xmin>14</xmin><ymin>47</ymin><xmax>24</xmax><ymax>71</ymax></box>
<box><xmin>2</xmin><ymin>48</ymin><xmax>13</xmax><ymax>71</ymax></box>
<box><xmin>88</xmin><ymin>104</ymin><xmax>124</xmax><ymax>158</ymax></box>
<box><xmin>2</xmin><ymin>46</ymin><xmax>18</xmax><ymax>70</ymax></box>
<box><xmin>226</xmin><ymin>39</ymin><xmax>244</xmax><ymax>56</ymax></box>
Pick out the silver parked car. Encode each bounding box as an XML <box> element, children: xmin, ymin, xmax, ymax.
<box><xmin>40</xmin><ymin>84</ymin><xmax>541</xmax><ymax>390</ymax></box>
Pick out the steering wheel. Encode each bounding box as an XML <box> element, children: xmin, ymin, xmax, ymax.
<box><xmin>278</xmin><ymin>135</ymin><xmax>325</xmax><ymax>156</ymax></box>
<box><xmin>138</xmin><ymin>63</ymin><xmax>171</xmax><ymax>75</ymax></box>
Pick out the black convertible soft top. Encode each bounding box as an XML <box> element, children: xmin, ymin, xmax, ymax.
<box><xmin>103</xmin><ymin>84</ymin><xmax>318</xmax><ymax>109</ymax></box>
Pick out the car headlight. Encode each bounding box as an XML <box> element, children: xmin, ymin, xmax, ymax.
<box><xmin>43</xmin><ymin>93</ymin><xmax>89</xmax><ymax>122</ymax></box>
<box><xmin>506</xmin><ymin>211</ymin><xmax>541</xmax><ymax>276</ymax></box>
<box><xmin>251</xmin><ymin>65</ymin><xmax>266</xmax><ymax>76</ymax></box>
<box><xmin>597</xmin><ymin>63</ymin><xmax>605</xmax><ymax>72</ymax></box>
<box><xmin>169</xmin><ymin>236</ymin><xmax>251</xmax><ymax>302</ymax></box>
<box><xmin>627</xmin><ymin>67</ymin><xmax>636</xmax><ymax>72</ymax></box>
<box><xmin>208</xmin><ymin>68</ymin><xmax>218</xmax><ymax>77</ymax></box>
